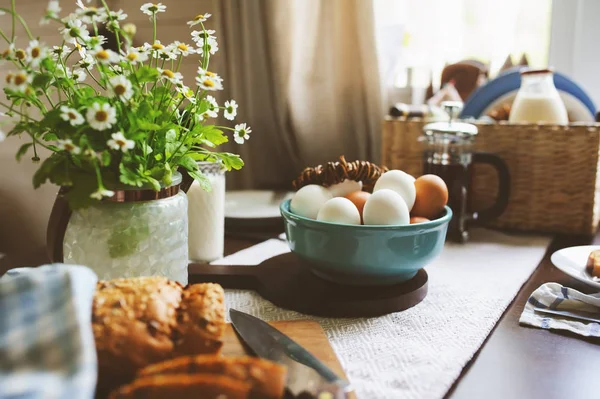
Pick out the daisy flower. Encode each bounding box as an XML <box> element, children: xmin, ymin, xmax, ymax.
<box><xmin>196</xmin><ymin>68</ymin><xmax>223</xmax><ymax>91</ymax></box>
<box><xmin>86</xmin><ymin>35</ymin><xmax>107</xmax><ymax>50</ymax></box>
<box><xmin>70</xmin><ymin>68</ymin><xmax>87</xmax><ymax>82</ymax></box>
<box><xmin>172</xmin><ymin>41</ymin><xmax>196</xmax><ymax>56</ymax></box>
<box><xmin>122</xmin><ymin>48</ymin><xmax>148</xmax><ymax>64</ymax></box>
<box><xmin>197</xmin><ymin>37</ymin><xmax>219</xmax><ymax>55</ymax></box>
<box><xmin>90</xmin><ymin>187</ymin><xmax>115</xmax><ymax>200</ymax></box>
<box><xmin>86</xmin><ymin>102</ymin><xmax>117</xmax><ymax>131</ymax></box>
<box><xmin>187</xmin><ymin>13</ymin><xmax>211</xmax><ymax>27</ymax></box>
<box><xmin>7</xmin><ymin>71</ymin><xmax>32</xmax><ymax>93</ymax></box>
<box><xmin>60</xmin><ymin>19</ymin><xmax>90</xmax><ymax>44</ymax></box>
<box><xmin>107</xmin><ymin>131</ymin><xmax>135</xmax><ymax>153</ymax></box>
<box><xmin>223</xmin><ymin>100</ymin><xmax>238</xmax><ymax>121</ymax></box>
<box><xmin>91</xmin><ymin>47</ymin><xmax>120</xmax><ymax>64</ymax></box>
<box><xmin>109</xmin><ymin>75</ymin><xmax>133</xmax><ymax>101</ymax></box>
<box><xmin>175</xmin><ymin>84</ymin><xmax>196</xmax><ymax>104</ymax></box>
<box><xmin>205</xmin><ymin>95</ymin><xmax>219</xmax><ymax>118</ymax></box>
<box><xmin>157</xmin><ymin>68</ymin><xmax>183</xmax><ymax>84</ymax></box>
<box><xmin>25</xmin><ymin>40</ymin><xmax>48</xmax><ymax>68</ymax></box>
<box><xmin>140</xmin><ymin>3</ymin><xmax>166</xmax><ymax>16</ymax></box>
<box><xmin>191</xmin><ymin>29</ymin><xmax>216</xmax><ymax>44</ymax></box>
<box><xmin>50</xmin><ymin>45</ymin><xmax>69</xmax><ymax>61</ymax></box>
<box><xmin>1</xmin><ymin>44</ymin><xmax>15</xmax><ymax>60</ymax></box>
<box><xmin>75</xmin><ymin>5</ymin><xmax>107</xmax><ymax>24</ymax></box>
<box><xmin>41</xmin><ymin>1</ymin><xmax>61</xmax><ymax>24</ymax></box>
<box><xmin>107</xmin><ymin>10</ymin><xmax>127</xmax><ymax>21</ymax></box>
<box><xmin>234</xmin><ymin>123</ymin><xmax>251</xmax><ymax>144</ymax></box>
<box><xmin>122</xmin><ymin>23</ymin><xmax>137</xmax><ymax>37</ymax></box>
<box><xmin>78</xmin><ymin>53</ymin><xmax>95</xmax><ymax>69</ymax></box>
<box><xmin>14</xmin><ymin>48</ymin><xmax>26</xmax><ymax>62</ymax></box>
<box><xmin>56</xmin><ymin>139</ymin><xmax>81</xmax><ymax>154</ymax></box>
<box><xmin>60</xmin><ymin>106</ymin><xmax>85</xmax><ymax>126</ymax></box>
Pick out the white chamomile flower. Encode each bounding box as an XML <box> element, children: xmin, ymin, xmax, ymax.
<box><xmin>107</xmin><ymin>131</ymin><xmax>135</xmax><ymax>152</ymax></box>
<box><xmin>140</xmin><ymin>3</ymin><xmax>166</xmax><ymax>16</ymax></box>
<box><xmin>6</xmin><ymin>71</ymin><xmax>32</xmax><ymax>93</ymax></box>
<box><xmin>91</xmin><ymin>47</ymin><xmax>120</xmax><ymax>64</ymax></box>
<box><xmin>223</xmin><ymin>99</ymin><xmax>238</xmax><ymax>120</ymax></box>
<box><xmin>41</xmin><ymin>1</ymin><xmax>61</xmax><ymax>24</ymax></box>
<box><xmin>90</xmin><ymin>187</ymin><xmax>115</xmax><ymax>200</ymax></box>
<box><xmin>122</xmin><ymin>48</ymin><xmax>148</xmax><ymax>65</ymax></box>
<box><xmin>50</xmin><ymin>45</ymin><xmax>69</xmax><ymax>61</ymax></box>
<box><xmin>196</xmin><ymin>68</ymin><xmax>223</xmax><ymax>91</ymax></box>
<box><xmin>25</xmin><ymin>40</ymin><xmax>48</xmax><ymax>68</ymax></box>
<box><xmin>60</xmin><ymin>106</ymin><xmax>85</xmax><ymax>126</ymax></box>
<box><xmin>175</xmin><ymin>84</ymin><xmax>196</xmax><ymax>104</ymax></box>
<box><xmin>234</xmin><ymin>123</ymin><xmax>251</xmax><ymax>144</ymax></box>
<box><xmin>0</xmin><ymin>129</ymin><xmax>5</xmax><ymax>143</ymax></box>
<box><xmin>1</xmin><ymin>44</ymin><xmax>15</xmax><ymax>60</ymax></box>
<box><xmin>60</xmin><ymin>19</ymin><xmax>90</xmax><ymax>44</ymax></box>
<box><xmin>107</xmin><ymin>10</ymin><xmax>127</xmax><ymax>21</ymax></box>
<box><xmin>143</xmin><ymin>40</ymin><xmax>174</xmax><ymax>59</ymax></box>
<box><xmin>70</xmin><ymin>68</ymin><xmax>87</xmax><ymax>82</ymax></box>
<box><xmin>86</xmin><ymin>102</ymin><xmax>117</xmax><ymax>131</ymax></box>
<box><xmin>157</xmin><ymin>68</ymin><xmax>183</xmax><ymax>84</ymax></box>
<box><xmin>56</xmin><ymin>139</ymin><xmax>81</xmax><ymax>154</ymax></box>
<box><xmin>191</xmin><ymin>29</ymin><xmax>216</xmax><ymax>44</ymax></box>
<box><xmin>75</xmin><ymin>4</ymin><xmax>107</xmax><ymax>24</ymax></box>
<box><xmin>86</xmin><ymin>35</ymin><xmax>107</xmax><ymax>50</ymax></box>
<box><xmin>55</xmin><ymin>64</ymin><xmax>70</xmax><ymax>78</ymax></box>
<box><xmin>79</xmin><ymin>53</ymin><xmax>95</xmax><ymax>69</ymax></box>
<box><xmin>197</xmin><ymin>37</ymin><xmax>218</xmax><ymax>55</ymax></box>
<box><xmin>187</xmin><ymin>13</ymin><xmax>211</xmax><ymax>27</ymax></box>
<box><xmin>204</xmin><ymin>95</ymin><xmax>219</xmax><ymax>118</ymax></box>
<box><xmin>172</xmin><ymin>41</ymin><xmax>196</xmax><ymax>56</ymax></box>
<box><xmin>122</xmin><ymin>23</ymin><xmax>137</xmax><ymax>37</ymax></box>
<box><xmin>0</xmin><ymin>10</ymin><xmax>5</xmax><ymax>16</ymax></box>
<box><xmin>109</xmin><ymin>75</ymin><xmax>133</xmax><ymax>101</ymax></box>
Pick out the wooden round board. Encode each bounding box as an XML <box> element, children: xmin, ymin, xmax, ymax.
<box><xmin>189</xmin><ymin>253</ymin><xmax>428</xmax><ymax>317</ymax></box>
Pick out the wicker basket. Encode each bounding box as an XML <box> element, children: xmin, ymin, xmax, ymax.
<box><xmin>382</xmin><ymin>117</ymin><xmax>600</xmax><ymax>235</ymax></box>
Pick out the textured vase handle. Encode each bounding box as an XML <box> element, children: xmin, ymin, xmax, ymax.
<box><xmin>46</xmin><ymin>188</ymin><xmax>72</xmax><ymax>263</ymax></box>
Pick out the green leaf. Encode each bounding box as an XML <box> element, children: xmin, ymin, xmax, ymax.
<box><xmin>63</xmin><ymin>170</ymin><xmax>97</xmax><ymax>210</ymax></box>
<box><xmin>166</xmin><ymin>128</ymin><xmax>177</xmax><ymax>142</ymax></box>
<box><xmin>101</xmin><ymin>151</ymin><xmax>111</xmax><ymax>167</ymax></box>
<box><xmin>202</xmin><ymin>127</ymin><xmax>228</xmax><ymax>147</ymax></box>
<box><xmin>218</xmin><ymin>152</ymin><xmax>244</xmax><ymax>171</ymax></box>
<box><xmin>32</xmin><ymin>74</ymin><xmax>53</xmax><ymax>89</ymax></box>
<box><xmin>43</xmin><ymin>133</ymin><xmax>58</xmax><ymax>142</ymax></box>
<box><xmin>137</xmin><ymin>120</ymin><xmax>161</xmax><ymax>131</ymax></box>
<box><xmin>188</xmin><ymin>169</ymin><xmax>211</xmax><ymax>191</ymax></box>
<box><xmin>177</xmin><ymin>155</ymin><xmax>211</xmax><ymax>191</ymax></box>
<box><xmin>119</xmin><ymin>163</ymin><xmax>145</xmax><ymax>187</ymax></box>
<box><xmin>8</xmin><ymin>123</ymin><xmax>28</xmax><ymax>137</ymax></box>
<box><xmin>33</xmin><ymin>153</ymin><xmax>66</xmax><ymax>188</ymax></box>
<box><xmin>135</xmin><ymin>66</ymin><xmax>159</xmax><ymax>84</ymax></box>
<box><xmin>15</xmin><ymin>143</ymin><xmax>33</xmax><ymax>161</ymax></box>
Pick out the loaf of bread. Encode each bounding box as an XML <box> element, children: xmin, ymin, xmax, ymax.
<box><xmin>138</xmin><ymin>355</ymin><xmax>287</xmax><ymax>399</ymax></box>
<box><xmin>108</xmin><ymin>374</ymin><xmax>251</xmax><ymax>399</ymax></box>
<box><xmin>92</xmin><ymin>277</ymin><xmax>225</xmax><ymax>395</ymax></box>
<box><xmin>586</xmin><ymin>249</ymin><xmax>600</xmax><ymax>278</ymax></box>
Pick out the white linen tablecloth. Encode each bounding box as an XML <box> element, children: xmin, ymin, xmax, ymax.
<box><xmin>213</xmin><ymin>228</ymin><xmax>551</xmax><ymax>399</ymax></box>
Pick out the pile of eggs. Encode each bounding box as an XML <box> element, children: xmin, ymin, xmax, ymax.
<box><xmin>290</xmin><ymin>170</ymin><xmax>449</xmax><ymax>226</ymax></box>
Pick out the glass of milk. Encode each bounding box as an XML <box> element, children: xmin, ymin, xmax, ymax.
<box><xmin>509</xmin><ymin>69</ymin><xmax>568</xmax><ymax>124</ymax></box>
<box><xmin>187</xmin><ymin>162</ymin><xmax>226</xmax><ymax>263</ymax></box>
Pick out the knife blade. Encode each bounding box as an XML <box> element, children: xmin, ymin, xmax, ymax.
<box><xmin>229</xmin><ymin>309</ymin><xmax>352</xmax><ymax>398</ymax></box>
<box><xmin>533</xmin><ymin>307</ymin><xmax>600</xmax><ymax>323</ymax></box>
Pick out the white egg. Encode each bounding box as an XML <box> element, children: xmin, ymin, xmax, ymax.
<box><xmin>328</xmin><ymin>179</ymin><xmax>363</xmax><ymax>197</ymax></box>
<box><xmin>373</xmin><ymin>170</ymin><xmax>416</xmax><ymax>211</ymax></box>
<box><xmin>290</xmin><ymin>184</ymin><xmax>333</xmax><ymax>219</ymax></box>
<box><xmin>317</xmin><ymin>197</ymin><xmax>361</xmax><ymax>225</ymax></box>
<box><xmin>363</xmin><ymin>189</ymin><xmax>410</xmax><ymax>225</ymax></box>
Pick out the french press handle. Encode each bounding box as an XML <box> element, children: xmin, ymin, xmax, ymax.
<box><xmin>468</xmin><ymin>152</ymin><xmax>511</xmax><ymax>224</ymax></box>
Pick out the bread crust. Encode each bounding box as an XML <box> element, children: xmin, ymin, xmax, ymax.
<box><xmin>586</xmin><ymin>250</ymin><xmax>600</xmax><ymax>278</ymax></box>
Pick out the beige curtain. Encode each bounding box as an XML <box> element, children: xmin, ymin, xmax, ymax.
<box><xmin>213</xmin><ymin>0</ymin><xmax>383</xmax><ymax>189</ymax></box>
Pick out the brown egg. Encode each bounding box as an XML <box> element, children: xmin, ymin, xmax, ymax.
<box><xmin>344</xmin><ymin>191</ymin><xmax>371</xmax><ymax>223</ymax></box>
<box><xmin>411</xmin><ymin>175</ymin><xmax>449</xmax><ymax>219</ymax></box>
<box><xmin>410</xmin><ymin>216</ymin><xmax>430</xmax><ymax>224</ymax></box>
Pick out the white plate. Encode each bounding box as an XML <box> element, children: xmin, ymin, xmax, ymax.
<box><xmin>550</xmin><ymin>245</ymin><xmax>600</xmax><ymax>290</ymax></box>
<box><xmin>225</xmin><ymin>190</ymin><xmax>293</xmax><ymax>219</ymax></box>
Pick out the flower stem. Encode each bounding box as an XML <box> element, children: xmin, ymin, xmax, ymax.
<box><xmin>10</xmin><ymin>0</ymin><xmax>15</xmax><ymax>41</ymax></box>
<box><xmin>16</xmin><ymin>14</ymin><xmax>34</xmax><ymax>40</ymax></box>
<box><xmin>100</xmin><ymin>0</ymin><xmax>122</xmax><ymax>50</ymax></box>
<box><xmin>153</xmin><ymin>14</ymin><xmax>157</xmax><ymax>43</ymax></box>
<box><xmin>0</xmin><ymin>27</ymin><xmax>10</xmax><ymax>43</ymax></box>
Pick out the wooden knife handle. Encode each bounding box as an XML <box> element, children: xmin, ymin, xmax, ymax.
<box><xmin>188</xmin><ymin>263</ymin><xmax>261</xmax><ymax>289</ymax></box>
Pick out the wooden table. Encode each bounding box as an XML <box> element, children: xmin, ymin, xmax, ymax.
<box><xmin>2</xmin><ymin>230</ymin><xmax>599</xmax><ymax>399</ymax></box>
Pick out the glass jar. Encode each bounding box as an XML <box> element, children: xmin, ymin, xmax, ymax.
<box><xmin>187</xmin><ymin>162</ymin><xmax>226</xmax><ymax>262</ymax></box>
<box><xmin>63</xmin><ymin>173</ymin><xmax>189</xmax><ymax>285</ymax></box>
<box><xmin>509</xmin><ymin>68</ymin><xmax>568</xmax><ymax>124</ymax></box>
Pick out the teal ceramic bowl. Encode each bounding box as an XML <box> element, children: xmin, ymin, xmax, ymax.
<box><xmin>280</xmin><ymin>200</ymin><xmax>452</xmax><ymax>286</ymax></box>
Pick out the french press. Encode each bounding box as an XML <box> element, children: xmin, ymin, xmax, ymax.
<box><xmin>420</xmin><ymin>102</ymin><xmax>510</xmax><ymax>242</ymax></box>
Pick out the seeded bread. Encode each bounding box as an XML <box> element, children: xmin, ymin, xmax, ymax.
<box><xmin>92</xmin><ymin>277</ymin><xmax>225</xmax><ymax>395</ymax></box>
<box><xmin>108</xmin><ymin>374</ymin><xmax>250</xmax><ymax>399</ymax></box>
<box><xmin>138</xmin><ymin>355</ymin><xmax>287</xmax><ymax>399</ymax></box>
<box><xmin>586</xmin><ymin>249</ymin><xmax>600</xmax><ymax>278</ymax></box>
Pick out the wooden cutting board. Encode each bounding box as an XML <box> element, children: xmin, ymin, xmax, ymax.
<box><xmin>222</xmin><ymin>320</ymin><xmax>356</xmax><ymax>398</ymax></box>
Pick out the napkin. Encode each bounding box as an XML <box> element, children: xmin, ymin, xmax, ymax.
<box><xmin>519</xmin><ymin>282</ymin><xmax>600</xmax><ymax>337</ymax></box>
<box><xmin>0</xmin><ymin>265</ymin><xmax>98</xmax><ymax>399</ymax></box>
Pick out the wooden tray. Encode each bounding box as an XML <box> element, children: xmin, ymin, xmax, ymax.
<box><xmin>189</xmin><ymin>253</ymin><xmax>428</xmax><ymax>318</ymax></box>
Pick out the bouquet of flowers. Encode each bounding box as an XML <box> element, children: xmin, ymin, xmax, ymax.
<box><xmin>0</xmin><ymin>0</ymin><xmax>250</xmax><ymax>208</ymax></box>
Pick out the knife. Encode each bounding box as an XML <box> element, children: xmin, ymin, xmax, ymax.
<box><xmin>229</xmin><ymin>309</ymin><xmax>352</xmax><ymax>399</ymax></box>
<box><xmin>533</xmin><ymin>307</ymin><xmax>600</xmax><ymax>323</ymax></box>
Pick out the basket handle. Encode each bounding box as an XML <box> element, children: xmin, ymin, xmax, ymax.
<box><xmin>470</xmin><ymin>152</ymin><xmax>511</xmax><ymax>224</ymax></box>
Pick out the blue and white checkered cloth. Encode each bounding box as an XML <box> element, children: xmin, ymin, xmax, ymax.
<box><xmin>0</xmin><ymin>265</ymin><xmax>98</xmax><ymax>399</ymax></box>
<box><xmin>520</xmin><ymin>282</ymin><xmax>600</xmax><ymax>337</ymax></box>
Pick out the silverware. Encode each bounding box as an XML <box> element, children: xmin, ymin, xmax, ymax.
<box><xmin>533</xmin><ymin>307</ymin><xmax>600</xmax><ymax>323</ymax></box>
<box><xmin>229</xmin><ymin>309</ymin><xmax>352</xmax><ymax>398</ymax></box>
